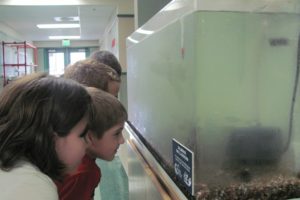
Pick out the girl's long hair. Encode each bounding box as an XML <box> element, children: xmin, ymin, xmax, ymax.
<box><xmin>0</xmin><ymin>73</ymin><xmax>91</xmax><ymax>179</ymax></box>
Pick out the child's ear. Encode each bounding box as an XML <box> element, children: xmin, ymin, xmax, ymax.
<box><xmin>85</xmin><ymin>132</ymin><xmax>95</xmax><ymax>144</ymax></box>
<box><xmin>53</xmin><ymin>132</ymin><xmax>59</xmax><ymax>141</ymax></box>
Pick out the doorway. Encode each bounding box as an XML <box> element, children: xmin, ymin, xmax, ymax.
<box><xmin>46</xmin><ymin>47</ymin><xmax>89</xmax><ymax>77</ymax></box>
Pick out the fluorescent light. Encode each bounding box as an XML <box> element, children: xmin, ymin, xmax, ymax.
<box><xmin>49</xmin><ymin>36</ymin><xmax>80</xmax><ymax>40</ymax></box>
<box><xmin>8</xmin><ymin>0</ymin><xmax>81</xmax><ymax>5</ymax></box>
<box><xmin>37</xmin><ymin>24</ymin><xmax>80</xmax><ymax>29</ymax></box>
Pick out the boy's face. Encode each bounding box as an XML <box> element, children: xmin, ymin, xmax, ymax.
<box><xmin>87</xmin><ymin>121</ymin><xmax>125</xmax><ymax>161</ymax></box>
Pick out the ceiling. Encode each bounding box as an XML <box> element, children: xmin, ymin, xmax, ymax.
<box><xmin>0</xmin><ymin>5</ymin><xmax>117</xmax><ymax>41</ymax></box>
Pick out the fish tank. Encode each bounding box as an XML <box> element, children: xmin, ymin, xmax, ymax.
<box><xmin>126</xmin><ymin>0</ymin><xmax>300</xmax><ymax>199</ymax></box>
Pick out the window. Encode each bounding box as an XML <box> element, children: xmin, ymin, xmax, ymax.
<box><xmin>48</xmin><ymin>50</ymin><xmax>65</xmax><ymax>77</ymax></box>
<box><xmin>46</xmin><ymin>48</ymin><xmax>89</xmax><ymax>76</ymax></box>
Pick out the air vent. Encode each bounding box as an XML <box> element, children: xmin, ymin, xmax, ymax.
<box><xmin>54</xmin><ymin>16</ymin><xmax>79</xmax><ymax>22</ymax></box>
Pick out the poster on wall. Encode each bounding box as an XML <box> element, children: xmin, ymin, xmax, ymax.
<box><xmin>103</xmin><ymin>17</ymin><xmax>119</xmax><ymax>59</ymax></box>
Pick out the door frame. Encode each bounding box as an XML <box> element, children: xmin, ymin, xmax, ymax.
<box><xmin>44</xmin><ymin>47</ymin><xmax>90</xmax><ymax>74</ymax></box>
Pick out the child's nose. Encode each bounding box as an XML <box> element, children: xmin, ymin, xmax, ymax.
<box><xmin>119</xmin><ymin>133</ymin><xmax>125</xmax><ymax>144</ymax></box>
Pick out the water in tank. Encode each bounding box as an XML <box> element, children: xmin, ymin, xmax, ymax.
<box><xmin>127</xmin><ymin>0</ymin><xmax>300</xmax><ymax>199</ymax></box>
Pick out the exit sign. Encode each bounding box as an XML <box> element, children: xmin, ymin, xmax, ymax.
<box><xmin>62</xmin><ymin>39</ymin><xmax>70</xmax><ymax>47</ymax></box>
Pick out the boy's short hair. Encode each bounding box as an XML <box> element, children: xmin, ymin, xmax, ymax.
<box><xmin>64</xmin><ymin>58</ymin><xmax>120</xmax><ymax>91</ymax></box>
<box><xmin>89</xmin><ymin>50</ymin><xmax>122</xmax><ymax>76</ymax></box>
<box><xmin>86</xmin><ymin>87</ymin><xmax>127</xmax><ymax>138</ymax></box>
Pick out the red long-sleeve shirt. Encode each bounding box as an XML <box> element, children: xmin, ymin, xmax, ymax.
<box><xmin>55</xmin><ymin>155</ymin><xmax>101</xmax><ymax>200</ymax></box>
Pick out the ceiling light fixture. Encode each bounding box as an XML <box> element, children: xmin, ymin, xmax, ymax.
<box><xmin>37</xmin><ymin>24</ymin><xmax>80</xmax><ymax>29</ymax></box>
<box><xmin>49</xmin><ymin>36</ymin><xmax>80</xmax><ymax>40</ymax></box>
<box><xmin>54</xmin><ymin>16</ymin><xmax>80</xmax><ymax>22</ymax></box>
<box><xmin>8</xmin><ymin>0</ymin><xmax>81</xmax><ymax>5</ymax></box>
